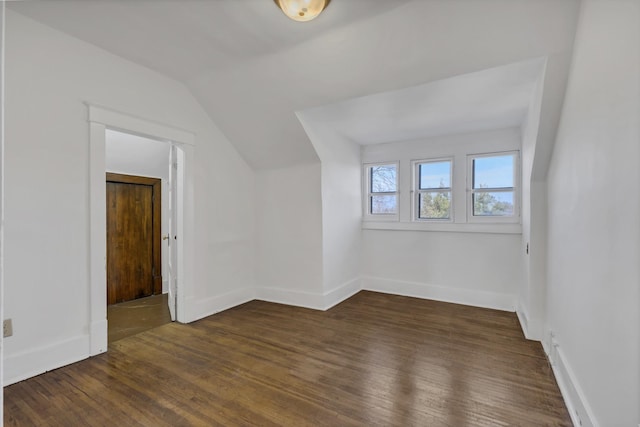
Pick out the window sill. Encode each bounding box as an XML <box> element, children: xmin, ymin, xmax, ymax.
<box><xmin>362</xmin><ymin>221</ymin><xmax>522</xmax><ymax>234</ymax></box>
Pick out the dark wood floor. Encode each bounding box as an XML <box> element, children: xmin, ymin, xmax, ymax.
<box><xmin>108</xmin><ymin>293</ymin><xmax>172</xmax><ymax>343</ymax></box>
<box><xmin>4</xmin><ymin>291</ymin><xmax>571</xmax><ymax>426</ymax></box>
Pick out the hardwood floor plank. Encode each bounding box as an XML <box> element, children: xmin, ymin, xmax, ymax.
<box><xmin>108</xmin><ymin>293</ymin><xmax>172</xmax><ymax>343</ymax></box>
<box><xmin>4</xmin><ymin>291</ymin><xmax>571</xmax><ymax>426</ymax></box>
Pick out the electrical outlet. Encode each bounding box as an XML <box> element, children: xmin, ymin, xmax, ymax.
<box><xmin>3</xmin><ymin>319</ymin><xmax>13</xmax><ymax>337</ymax></box>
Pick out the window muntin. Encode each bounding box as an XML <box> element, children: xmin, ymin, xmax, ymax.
<box><xmin>414</xmin><ymin>159</ymin><xmax>452</xmax><ymax>220</ymax></box>
<box><xmin>470</xmin><ymin>152</ymin><xmax>517</xmax><ymax>218</ymax></box>
<box><xmin>366</xmin><ymin>163</ymin><xmax>398</xmax><ymax>216</ymax></box>
<box><xmin>363</xmin><ymin>151</ymin><xmax>520</xmax><ymax>227</ymax></box>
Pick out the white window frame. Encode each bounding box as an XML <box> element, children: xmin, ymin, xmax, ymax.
<box><xmin>412</xmin><ymin>157</ymin><xmax>454</xmax><ymax>222</ymax></box>
<box><xmin>363</xmin><ymin>161</ymin><xmax>399</xmax><ymax>221</ymax></box>
<box><xmin>467</xmin><ymin>151</ymin><xmax>520</xmax><ymax>223</ymax></box>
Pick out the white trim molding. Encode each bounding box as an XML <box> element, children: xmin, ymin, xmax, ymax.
<box><xmin>87</xmin><ymin>104</ymin><xmax>195</xmax><ymax>146</ymax></box>
<box><xmin>516</xmin><ymin>302</ymin><xmax>543</xmax><ymax>341</ymax></box>
<box><xmin>183</xmin><ymin>287</ymin><xmax>255</xmax><ymax>323</ymax></box>
<box><xmin>362</xmin><ymin>221</ymin><xmax>522</xmax><ymax>234</ymax></box>
<box><xmin>255</xmin><ymin>287</ymin><xmax>327</xmax><ymax>310</ymax></box>
<box><xmin>543</xmin><ymin>335</ymin><xmax>599</xmax><ymax>427</ymax></box>
<box><xmin>256</xmin><ymin>278</ymin><xmax>362</xmax><ymax>311</ymax></box>
<box><xmin>362</xmin><ymin>276</ymin><xmax>516</xmax><ymax>312</ymax></box>
<box><xmin>88</xmin><ymin>104</ymin><xmax>196</xmax><ymax>356</ymax></box>
<box><xmin>88</xmin><ymin>121</ymin><xmax>108</xmax><ymax>356</ymax></box>
<box><xmin>323</xmin><ymin>278</ymin><xmax>361</xmax><ymax>310</ymax></box>
<box><xmin>4</xmin><ymin>335</ymin><xmax>89</xmax><ymax>386</ymax></box>
<box><xmin>253</xmin><ymin>276</ymin><xmax>515</xmax><ymax>314</ymax></box>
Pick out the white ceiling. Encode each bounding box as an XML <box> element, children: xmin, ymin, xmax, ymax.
<box><xmin>9</xmin><ymin>0</ymin><xmax>411</xmax><ymax>82</ymax></box>
<box><xmin>9</xmin><ymin>0</ymin><xmax>581</xmax><ymax>171</ymax></box>
<box><xmin>299</xmin><ymin>58</ymin><xmax>546</xmax><ymax>146</ymax></box>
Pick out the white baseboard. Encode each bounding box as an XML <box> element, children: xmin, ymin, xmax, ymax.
<box><xmin>516</xmin><ymin>302</ymin><xmax>543</xmax><ymax>341</ymax></box>
<box><xmin>90</xmin><ymin>318</ymin><xmax>108</xmax><ymax>355</ymax></box>
<box><xmin>256</xmin><ymin>278</ymin><xmax>362</xmax><ymax>311</ymax></box>
<box><xmin>255</xmin><ymin>286</ymin><xmax>326</xmax><ymax>310</ymax></box>
<box><xmin>516</xmin><ymin>307</ymin><xmax>530</xmax><ymax>335</ymax></box>
<box><xmin>515</xmin><ymin>308</ymin><xmax>537</xmax><ymax>341</ymax></box>
<box><xmin>183</xmin><ymin>287</ymin><xmax>255</xmax><ymax>323</ymax></box>
<box><xmin>323</xmin><ymin>278</ymin><xmax>361</xmax><ymax>310</ymax></box>
<box><xmin>362</xmin><ymin>276</ymin><xmax>516</xmax><ymax>312</ymax></box>
<box><xmin>544</xmin><ymin>337</ymin><xmax>599</xmax><ymax>427</ymax></box>
<box><xmin>4</xmin><ymin>278</ymin><xmax>521</xmax><ymax>387</ymax></box>
<box><xmin>4</xmin><ymin>335</ymin><xmax>89</xmax><ymax>386</ymax></box>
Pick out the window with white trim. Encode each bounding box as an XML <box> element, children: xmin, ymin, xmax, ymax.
<box><xmin>413</xmin><ymin>158</ymin><xmax>452</xmax><ymax>220</ymax></box>
<box><xmin>468</xmin><ymin>152</ymin><xmax>518</xmax><ymax>221</ymax></box>
<box><xmin>364</xmin><ymin>162</ymin><xmax>398</xmax><ymax>219</ymax></box>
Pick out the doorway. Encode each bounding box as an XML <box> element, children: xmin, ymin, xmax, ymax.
<box><xmin>88</xmin><ymin>104</ymin><xmax>194</xmax><ymax>356</ymax></box>
<box><xmin>105</xmin><ymin>130</ymin><xmax>177</xmax><ymax>343</ymax></box>
<box><xmin>105</xmin><ymin>171</ymin><xmax>172</xmax><ymax>343</ymax></box>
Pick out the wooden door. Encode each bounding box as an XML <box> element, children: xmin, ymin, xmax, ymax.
<box><xmin>106</xmin><ymin>173</ymin><xmax>162</xmax><ymax>305</ymax></box>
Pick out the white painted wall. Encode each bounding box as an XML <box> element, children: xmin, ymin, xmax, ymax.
<box><xmin>362</xmin><ymin>230</ymin><xmax>522</xmax><ymax>310</ymax></box>
<box><xmin>297</xmin><ymin>113</ymin><xmax>362</xmax><ymax>306</ymax></box>
<box><xmin>105</xmin><ymin>129</ymin><xmax>171</xmax><ymax>293</ymax></box>
<box><xmin>519</xmin><ymin>63</ymin><xmax>547</xmax><ymax>340</ymax></box>
<box><xmin>360</xmin><ymin>129</ymin><xmax>523</xmax><ymax>310</ymax></box>
<box><xmin>254</xmin><ymin>163</ymin><xmax>324</xmax><ymax>308</ymax></box>
<box><xmin>546</xmin><ymin>1</ymin><xmax>639</xmax><ymax>426</ymax></box>
<box><xmin>0</xmin><ymin>0</ymin><xmax>5</xmax><ymax>416</ymax></box>
<box><xmin>319</xmin><ymin>158</ymin><xmax>361</xmax><ymax>298</ymax></box>
<box><xmin>3</xmin><ymin>10</ymin><xmax>255</xmax><ymax>385</ymax></box>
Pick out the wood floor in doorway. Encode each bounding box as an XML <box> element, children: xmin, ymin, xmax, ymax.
<box><xmin>4</xmin><ymin>291</ymin><xmax>571</xmax><ymax>426</ymax></box>
<box><xmin>108</xmin><ymin>293</ymin><xmax>172</xmax><ymax>343</ymax></box>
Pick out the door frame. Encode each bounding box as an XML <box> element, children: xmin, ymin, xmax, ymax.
<box><xmin>106</xmin><ymin>173</ymin><xmax>163</xmax><ymax>302</ymax></box>
<box><xmin>88</xmin><ymin>104</ymin><xmax>195</xmax><ymax>356</ymax></box>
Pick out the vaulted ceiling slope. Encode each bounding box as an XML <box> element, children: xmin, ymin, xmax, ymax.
<box><xmin>298</xmin><ymin>58</ymin><xmax>547</xmax><ymax>146</ymax></box>
<box><xmin>9</xmin><ymin>0</ymin><xmax>580</xmax><ymax>171</ymax></box>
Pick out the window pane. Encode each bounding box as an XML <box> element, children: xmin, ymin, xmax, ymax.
<box><xmin>473</xmin><ymin>191</ymin><xmax>514</xmax><ymax>216</ymax></box>
<box><xmin>473</xmin><ymin>155</ymin><xmax>514</xmax><ymax>189</ymax></box>
<box><xmin>370</xmin><ymin>165</ymin><xmax>397</xmax><ymax>193</ymax></box>
<box><xmin>419</xmin><ymin>161</ymin><xmax>450</xmax><ymax>189</ymax></box>
<box><xmin>419</xmin><ymin>191</ymin><xmax>451</xmax><ymax>219</ymax></box>
<box><xmin>371</xmin><ymin>195</ymin><xmax>397</xmax><ymax>214</ymax></box>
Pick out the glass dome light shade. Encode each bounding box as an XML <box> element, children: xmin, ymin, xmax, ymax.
<box><xmin>274</xmin><ymin>0</ymin><xmax>331</xmax><ymax>22</ymax></box>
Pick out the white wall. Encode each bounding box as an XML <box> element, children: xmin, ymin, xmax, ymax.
<box><xmin>297</xmin><ymin>113</ymin><xmax>362</xmax><ymax>307</ymax></box>
<box><xmin>360</xmin><ymin>129</ymin><xmax>523</xmax><ymax>310</ymax></box>
<box><xmin>105</xmin><ymin>129</ymin><xmax>171</xmax><ymax>293</ymax></box>
<box><xmin>546</xmin><ymin>1</ymin><xmax>639</xmax><ymax>426</ymax></box>
<box><xmin>254</xmin><ymin>163</ymin><xmax>325</xmax><ymax>308</ymax></box>
<box><xmin>0</xmin><ymin>0</ymin><xmax>5</xmax><ymax>415</ymax></box>
<box><xmin>519</xmin><ymin>64</ymin><xmax>547</xmax><ymax>339</ymax></box>
<box><xmin>362</xmin><ymin>230</ymin><xmax>522</xmax><ymax>309</ymax></box>
<box><xmin>3</xmin><ymin>10</ymin><xmax>255</xmax><ymax>385</ymax></box>
<box><xmin>319</xmin><ymin>158</ymin><xmax>361</xmax><ymax>300</ymax></box>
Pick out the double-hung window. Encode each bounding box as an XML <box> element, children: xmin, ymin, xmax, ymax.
<box><xmin>468</xmin><ymin>152</ymin><xmax>518</xmax><ymax>221</ymax></box>
<box><xmin>414</xmin><ymin>159</ymin><xmax>452</xmax><ymax>220</ymax></box>
<box><xmin>364</xmin><ymin>162</ymin><xmax>398</xmax><ymax>219</ymax></box>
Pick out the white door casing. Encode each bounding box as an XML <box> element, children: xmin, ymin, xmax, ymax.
<box><xmin>88</xmin><ymin>104</ymin><xmax>194</xmax><ymax>355</ymax></box>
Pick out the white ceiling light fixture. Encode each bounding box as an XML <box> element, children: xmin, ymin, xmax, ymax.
<box><xmin>273</xmin><ymin>0</ymin><xmax>331</xmax><ymax>22</ymax></box>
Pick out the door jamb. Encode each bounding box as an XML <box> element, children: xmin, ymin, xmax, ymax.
<box><xmin>88</xmin><ymin>104</ymin><xmax>195</xmax><ymax>355</ymax></box>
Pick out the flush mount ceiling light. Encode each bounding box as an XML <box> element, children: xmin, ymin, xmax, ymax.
<box><xmin>273</xmin><ymin>0</ymin><xmax>331</xmax><ymax>22</ymax></box>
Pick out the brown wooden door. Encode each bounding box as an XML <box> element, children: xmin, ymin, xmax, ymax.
<box><xmin>106</xmin><ymin>173</ymin><xmax>162</xmax><ymax>305</ymax></box>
